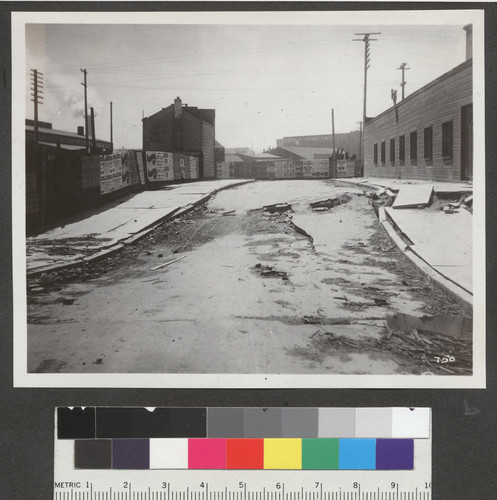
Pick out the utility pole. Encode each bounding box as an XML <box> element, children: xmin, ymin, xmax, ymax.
<box><xmin>331</xmin><ymin>108</ymin><xmax>336</xmax><ymax>178</ymax></box>
<box><xmin>353</xmin><ymin>32</ymin><xmax>380</xmax><ymax>176</ymax></box>
<box><xmin>110</xmin><ymin>101</ymin><xmax>113</xmax><ymax>145</ymax></box>
<box><xmin>331</xmin><ymin>108</ymin><xmax>336</xmax><ymax>156</ymax></box>
<box><xmin>397</xmin><ymin>62</ymin><xmax>410</xmax><ymax>100</ymax></box>
<box><xmin>81</xmin><ymin>68</ymin><xmax>89</xmax><ymax>153</ymax></box>
<box><xmin>30</xmin><ymin>69</ymin><xmax>43</xmax><ymax>154</ymax></box>
<box><xmin>31</xmin><ymin>68</ymin><xmax>45</xmax><ymax>225</ymax></box>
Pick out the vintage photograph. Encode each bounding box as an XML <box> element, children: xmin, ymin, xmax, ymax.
<box><xmin>13</xmin><ymin>10</ymin><xmax>485</xmax><ymax>387</ymax></box>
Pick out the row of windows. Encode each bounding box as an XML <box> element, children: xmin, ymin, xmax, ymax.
<box><xmin>373</xmin><ymin>121</ymin><xmax>453</xmax><ymax>166</ymax></box>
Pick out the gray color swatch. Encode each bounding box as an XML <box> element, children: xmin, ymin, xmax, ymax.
<box><xmin>207</xmin><ymin>407</ymin><xmax>244</xmax><ymax>438</ymax></box>
<box><xmin>281</xmin><ymin>407</ymin><xmax>319</xmax><ymax>437</ymax></box>
<box><xmin>243</xmin><ymin>408</ymin><xmax>282</xmax><ymax>437</ymax></box>
<box><xmin>318</xmin><ymin>408</ymin><xmax>356</xmax><ymax>437</ymax></box>
<box><xmin>355</xmin><ymin>408</ymin><xmax>392</xmax><ymax>438</ymax></box>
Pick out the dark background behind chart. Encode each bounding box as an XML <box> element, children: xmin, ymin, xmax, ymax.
<box><xmin>1</xmin><ymin>2</ymin><xmax>496</xmax><ymax>499</ymax></box>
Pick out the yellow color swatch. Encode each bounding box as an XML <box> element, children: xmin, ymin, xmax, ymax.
<box><xmin>264</xmin><ymin>439</ymin><xmax>302</xmax><ymax>469</ymax></box>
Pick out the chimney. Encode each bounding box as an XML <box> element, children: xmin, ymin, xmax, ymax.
<box><xmin>77</xmin><ymin>126</ymin><xmax>84</xmax><ymax>136</ymax></box>
<box><xmin>174</xmin><ymin>96</ymin><xmax>182</xmax><ymax>119</ymax></box>
<box><xmin>463</xmin><ymin>24</ymin><xmax>472</xmax><ymax>61</ymax></box>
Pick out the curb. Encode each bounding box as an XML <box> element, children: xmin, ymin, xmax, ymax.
<box><xmin>26</xmin><ymin>179</ymin><xmax>255</xmax><ymax>278</ymax></box>
<box><xmin>378</xmin><ymin>207</ymin><xmax>472</xmax><ymax>314</ymax></box>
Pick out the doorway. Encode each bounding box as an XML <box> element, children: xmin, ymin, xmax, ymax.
<box><xmin>461</xmin><ymin>104</ymin><xmax>473</xmax><ymax>181</ymax></box>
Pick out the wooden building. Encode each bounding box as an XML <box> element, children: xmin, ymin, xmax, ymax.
<box><xmin>363</xmin><ymin>27</ymin><xmax>473</xmax><ymax>182</ymax></box>
<box><xmin>142</xmin><ymin>97</ymin><xmax>216</xmax><ymax>179</ymax></box>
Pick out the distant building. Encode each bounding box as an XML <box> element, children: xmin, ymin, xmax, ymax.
<box><xmin>215</xmin><ymin>140</ymin><xmax>225</xmax><ymax>163</ymax></box>
<box><xmin>269</xmin><ymin>146</ymin><xmax>344</xmax><ymax>162</ymax></box>
<box><xmin>142</xmin><ymin>97</ymin><xmax>216</xmax><ymax>179</ymax></box>
<box><xmin>225</xmin><ymin>147</ymin><xmax>255</xmax><ymax>178</ymax></box>
<box><xmin>363</xmin><ymin>26</ymin><xmax>473</xmax><ymax>182</ymax></box>
<box><xmin>25</xmin><ymin>119</ymin><xmax>112</xmax><ymax>153</ymax></box>
<box><xmin>276</xmin><ymin>131</ymin><xmax>361</xmax><ymax>158</ymax></box>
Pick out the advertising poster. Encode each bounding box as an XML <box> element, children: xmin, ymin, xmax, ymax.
<box><xmin>120</xmin><ymin>150</ymin><xmax>131</xmax><ymax>187</ymax></box>
<box><xmin>136</xmin><ymin>151</ymin><xmax>145</xmax><ymax>184</ymax></box>
<box><xmin>146</xmin><ymin>151</ymin><xmax>174</xmax><ymax>182</ymax></box>
<box><xmin>100</xmin><ymin>153</ymin><xmax>122</xmax><ymax>194</ymax></box>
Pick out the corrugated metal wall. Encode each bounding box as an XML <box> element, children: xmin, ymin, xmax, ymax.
<box><xmin>364</xmin><ymin>60</ymin><xmax>472</xmax><ymax>181</ymax></box>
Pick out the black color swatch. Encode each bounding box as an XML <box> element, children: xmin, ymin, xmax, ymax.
<box><xmin>170</xmin><ymin>407</ymin><xmax>206</xmax><ymax>437</ymax></box>
<box><xmin>57</xmin><ymin>407</ymin><xmax>96</xmax><ymax>439</ymax></box>
<box><xmin>74</xmin><ymin>440</ymin><xmax>112</xmax><ymax>469</ymax></box>
<box><xmin>95</xmin><ymin>407</ymin><xmax>206</xmax><ymax>438</ymax></box>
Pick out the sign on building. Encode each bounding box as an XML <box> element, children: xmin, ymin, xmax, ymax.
<box><xmin>100</xmin><ymin>153</ymin><xmax>122</xmax><ymax>194</ymax></box>
<box><xmin>145</xmin><ymin>151</ymin><xmax>174</xmax><ymax>182</ymax></box>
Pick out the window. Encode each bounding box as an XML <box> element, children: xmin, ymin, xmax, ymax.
<box><xmin>442</xmin><ymin>120</ymin><xmax>453</xmax><ymax>161</ymax></box>
<box><xmin>424</xmin><ymin>126</ymin><xmax>433</xmax><ymax>161</ymax></box>
<box><xmin>399</xmin><ymin>135</ymin><xmax>405</xmax><ymax>164</ymax></box>
<box><xmin>381</xmin><ymin>141</ymin><xmax>386</xmax><ymax>165</ymax></box>
<box><xmin>374</xmin><ymin>143</ymin><xmax>378</xmax><ymax>165</ymax></box>
<box><xmin>410</xmin><ymin>131</ymin><xmax>417</xmax><ymax>162</ymax></box>
<box><xmin>390</xmin><ymin>138</ymin><xmax>395</xmax><ymax>164</ymax></box>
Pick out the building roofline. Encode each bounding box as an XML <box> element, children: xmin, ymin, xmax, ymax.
<box><xmin>366</xmin><ymin>59</ymin><xmax>472</xmax><ymax>125</ymax></box>
<box><xmin>25</xmin><ymin>124</ymin><xmax>111</xmax><ymax>144</ymax></box>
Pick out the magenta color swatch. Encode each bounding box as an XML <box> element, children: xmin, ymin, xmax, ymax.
<box><xmin>188</xmin><ymin>439</ymin><xmax>227</xmax><ymax>469</ymax></box>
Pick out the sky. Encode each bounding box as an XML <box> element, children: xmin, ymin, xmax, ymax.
<box><xmin>25</xmin><ymin>20</ymin><xmax>468</xmax><ymax>152</ymax></box>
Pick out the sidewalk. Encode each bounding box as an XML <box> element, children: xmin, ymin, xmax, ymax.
<box><xmin>341</xmin><ymin>177</ymin><xmax>473</xmax><ymax>307</ymax></box>
<box><xmin>26</xmin><ymin>179</ymin><xmax>254</xmax><ymax>275</ymax></box>
<box><xmin>342</xmin><ymin>176</ymin><xmax>473</xmax><ymax>195</ymax></box>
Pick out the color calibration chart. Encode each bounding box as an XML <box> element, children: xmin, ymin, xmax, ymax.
<box><xmin>54</xmin><ymin>407</ymin><xmax>432</xmax><ymax>499</ymax></box>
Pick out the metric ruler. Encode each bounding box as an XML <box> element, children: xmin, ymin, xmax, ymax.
<box><xmin>53</xmin><ymin>474</ymin><xmax>432</xmax><ymax>500</ymax></box>
<box><xmin>54</xmin><ymin>407</ymin><xmax>431</xmax><ymax>500</ymax></box>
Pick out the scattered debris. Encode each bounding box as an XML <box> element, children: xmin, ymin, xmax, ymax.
<box><xmin>368</xmin><ymin>189</ymin><xmax>394</xmax><ymax>212</ymax></box>
<box><xmin>386</xmin><ymin>312</ymin><xmax>472</xmax><ymax>340</ymax></box>
<box><xmin>263</xmin><ymin>203</ymin><xmax>292</xmax><ymax>214</ymax></box>
<box><xmin>59</xmin><ymin>297</ymin><xmax>75</xmax><ymax>305</ymax></box>
<box><xmin>310</xmin><ymin>194</ymin><xmax>351</xmax><ymax>211</ymax></box>
<box><xmin>151</xmin><ymin>255</ymin><xmax>186</xmax><ymax>271</ymax></box>
<box><xmin>222</xmin><ymin>210</ymin><xmax>236</xmax><ymax>216</ymax></box>
<box><xmin>308</xmin><ymin>326</ymin><xmax>471</xmax><ymax>375</ymax></box>
<box><xmin>253</xmin><ymin>262</ymin><xmax>290</xmax><ymax>279</ymax></box>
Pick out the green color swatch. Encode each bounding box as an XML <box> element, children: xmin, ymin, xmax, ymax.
<box><xmin>302</xmin><ymin>438</ymin><xmax>339</xmax><ymax>470</ymax></box>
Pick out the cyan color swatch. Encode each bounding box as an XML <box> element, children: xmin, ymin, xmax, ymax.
<box><xmin>339</xmin><ymin>439</ymin><xmax>376</xmax><ymax>470</ymax></box>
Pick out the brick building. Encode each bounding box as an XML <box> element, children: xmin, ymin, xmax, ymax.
<box><xmin>142</xmin><ymin>97</ymin><xmax>216</xmax><ymax>179</ymax></box>
<box><xmin>363</xmin><ymin>26</ymin><xmax>473</xmax><ymax>182</ymax></box>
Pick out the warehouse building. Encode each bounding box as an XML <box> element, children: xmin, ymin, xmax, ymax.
<box><xmin>363</xmin><ymin>26</ymin><xmax>473</xmax><ymax>182</ymax></box>
<box><xmin>276</xmin><ymin>131</ymin><xmax>361</xmax><ymax>158</ymax></box>
<box><xmin>142</xmin><ymin>97</ymin><xmax>216</xmax><ymax>179</ymax></box>
<box><xmin>25</xmin><ymin>119</ymin><xmax>113</xmax><ymax>232</ymax></box>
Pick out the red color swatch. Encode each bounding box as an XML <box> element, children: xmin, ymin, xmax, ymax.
<box><xmin>226</xmin><ymin>439</ymin><xmax>264</xmax><ymax>469</ymax></box>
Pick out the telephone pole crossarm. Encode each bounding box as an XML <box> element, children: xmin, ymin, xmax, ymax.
<box><xmin>397</xmin><ymin>62</ymin><xmax>410</xmax><ymax>100</ymax></box>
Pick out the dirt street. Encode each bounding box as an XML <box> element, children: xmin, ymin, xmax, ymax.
<box><xmin>27</xmin><ymin>180</ymin><xmax>471</xmax><ymax>375</ymax></box>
